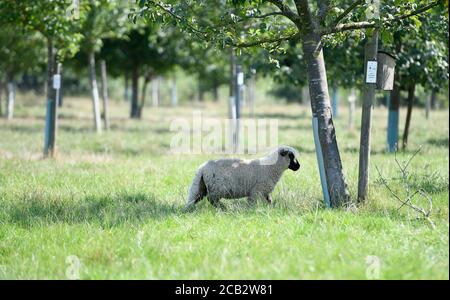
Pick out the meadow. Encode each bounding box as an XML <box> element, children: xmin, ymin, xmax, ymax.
<box><xmin>0</xmin><ymin>92</ymin><xmax>448</xmax><ymax>279</ymax></box>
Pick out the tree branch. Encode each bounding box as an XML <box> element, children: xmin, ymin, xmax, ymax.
<box><xmin>331</xmin><ymin>0</ymin><xmax>364</xmax><ymax>27</ymax></box>
<box><xmin>267</xmin><ymin>0</ymin><xmax>302</xmax><ymax>24</ymax></box>
<box><xmin>234</xmin><ymin>11</ymin><xmax>285</xmax><ymax>23</ymax></box>
<box><xmin>145</xmin><ymin>0</ymin><xmax>209</xmax><ymax>36</ymax></box>
<box><xmin>252</xmin><ymin>11</ymin><xmax>285</xmax><ymax>19</ymax></box>
<box><xmin>233</xmin><ymin>32</ymin><xmax>301</xmax><ymax>48</ymax></box>
<box><xmin>321</xmin><ymin>21</ymin><xmax>375</xmax><ymax>34</ymax></box>
<box><xmin>320</xmin><ymin>0</ymin><xmax>443</xmax><ymax>35</ymax></box>
<box><xmin>318</xmin><ymin>0</ymin><xmax>332</xmax><ymax>22</ymax></box>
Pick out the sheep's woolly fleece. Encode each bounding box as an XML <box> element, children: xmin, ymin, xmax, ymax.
<box><xmin>186</xmin><ymin>146</ymin><xmax>300</xmax><ymax>208</ymax></box>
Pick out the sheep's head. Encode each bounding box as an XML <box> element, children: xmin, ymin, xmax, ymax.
<box><xmin>278</xmin><ymin>146</ymin><xmax>300</xmax><ymax>171</ymax></box>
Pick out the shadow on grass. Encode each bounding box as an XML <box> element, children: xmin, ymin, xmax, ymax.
<box><xmin>427</xmin><ymin>137</ymin><xmax>449</xmax><ymax>148</ymax></box>
<box><xmin>6</xmin><ymin>192</ymin><xmax>183</xmax><ymax>228</ymax></box>
<box><xmin>1</xmin><ymin>124</ymin><xmax>43</xmax><ymax>134</ymax></box>
<box><xmin>253</xmin><ymin>112</ymin><xmax>303</xmax><ymax>120</ymax></box>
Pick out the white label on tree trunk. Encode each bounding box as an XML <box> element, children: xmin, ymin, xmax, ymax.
<box><xmin>237</xmin><ymin>72</ymin><xmax>244</xmax><ymax>86</ymax></box>
<box><xmin>53</xmin><ymin>74</ymin><xmax>61</xmax><ymax>89</ymax></box>
<box><xmin>366</xmin><ymin>61</ymin><xmax>377</xmax><ymax>84</ymax></box>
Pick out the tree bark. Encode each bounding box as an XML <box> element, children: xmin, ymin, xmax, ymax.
<box><xmin>302</xmin><ymin>32</ymin><xmax>350</xmax><ymax>207</ymax></box>
<box><xmin>43</xmin><ymin>38</ymin><xmax>58</xmax><ymax>158</ymax></box>
<box><xmin>212</xmin><ymin>80</ymin><xmax>219</xmax><ymax>102</ymax></box>
<box><xmin>402</xmin><ymin>83</ymin><xmax>415</xmax><ymax>149</ymax></box>
<box><xmin>152</xmin><ymin>77</ymin><xmax>160</xmax><ymax>107</ymax></box>
<box><xmin>138</xmin><ymin>72</ymin><xmax>151</xmax><ymax>118</ymax></box>
<box><xmin>130</xmin><ymin>65</ymin><xmax>139</xmax><ymax>118</ymax></box>
<box><xmin>100</xmin><ymin>60</ymin><xmax>109</xmax><ymax>130</ymax></box>
<box><xmin>88</xmin><ymin>51</ymin><xmax>102</xmax><ymax>133</ymax></box>
<box><xmin>124</xmin><ymin>74</ymin><xmax>130</xmax><ymax>102</ymax></box>
<box><xmin>197</xmin><ymin>78</ymin><xmax>204</xmax><ymax>102</ymax></box>
<box><xmin>0</xmin><ymin>79</ymin><xmax>3</xmax><ymax>117</ymax></box>
<box><xmin>430</xmin><ymin>90</ymin><xmax>436</xmax><ymax>110</ymax></box>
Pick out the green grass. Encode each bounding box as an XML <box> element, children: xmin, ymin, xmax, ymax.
<box><xmin>0</xmin><ymin>93</ymin><xmax>448</xmax><ymax>279</ymax></box>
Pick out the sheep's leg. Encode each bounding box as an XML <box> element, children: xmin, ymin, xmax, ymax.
<box><xmin>265</xmin><ymin>194</ymin><xmax>273</xmax><ymax>205</ymax></box>
<box><xmin>247</xmin><ymin>195</ymin><xmax>257</xmax><ymax>206</ymax></box>
<box><xmin>208</xmin><ymin>196</ymin><xmax>226</xmax><ymax>210</ymax></box>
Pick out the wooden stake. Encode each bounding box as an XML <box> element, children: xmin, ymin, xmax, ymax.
<box><xmin>358</xmin><ymin>29</ymin><xmax>379</xmax><ymax>202</ymax></box>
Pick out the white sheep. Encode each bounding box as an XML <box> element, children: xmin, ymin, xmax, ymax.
<box><xmin>186</xmin><ymin>146</ymin><xmax>300</xmax><ymax>208</ymax></box>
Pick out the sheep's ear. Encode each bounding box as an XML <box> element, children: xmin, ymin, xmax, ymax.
<box><xmin>279</xmin><ymin>149</ymin><xmax>288</xmax><ymax>156</ymax></box>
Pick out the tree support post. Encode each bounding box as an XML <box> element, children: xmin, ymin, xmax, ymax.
<box><xmin>331</xmin><ymin>85</ymin><xmax>338</xmax><ymax>118</ymax></box>
<box><xmin>89</xmin><ymin>52</ymin><xmax>102</xmax><ymax>133</ymax></box>
<box><xmin>234</xmin><ymin>64</ymin><xmax>243</xmax><ymax>153</ymax></box>
<box><xmin>6</xmin><ymin>80</ymin><xmax>14</xmax><ymax>120</ymax></box>
<box><xmin>387</xmin><ymin>90</ymin><xmax>399</xmax><ymax>152</ymax></box>
<box><xmin>100</xmin><ymin>60</ymin><xmax>110</xmax><ymax>130</ymax></box>
<box><xmin>44</xmin><ymin>44</ymin><xmax>60</xmax><ymax>158</ymax></box>
<box><xmin>312</xmin><ymin>116</ymin><xmax>331</xmax><ymax>208</ymax></box>
<box><xmin>357</xmin><ymin>29</ymin><xmax>379</xmax><ymax>202</ymax></box>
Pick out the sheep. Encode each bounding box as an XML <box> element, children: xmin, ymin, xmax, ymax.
<box><xmin>185</xmin><ymin>145</ymin><xmax>300</xmax><ymax>209</ymax></box>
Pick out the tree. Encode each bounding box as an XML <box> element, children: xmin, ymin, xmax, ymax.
<box><xmin>0</xmin><ymin>0</ymin><xmax>84</xmax><ymax>157</ymax></box>
<box><xmin>100</xmin><ymin>24</ymin><xmax>179</xmax><ymax>118</ymax></box>
<box><xmin>139</xmin><ymin>0</ymin><xmax>445</xmax><ymax>207</ymax></box>
<box><xmin>80</xmin><ymin>0</ymin><xmax>129</xmax><ymax>132</ymax></box>
<box><xmin>383</xmin><ymin>10</ymin><xmax>448</xmax><ymax>150</ymax></box>
<box><xmin>178</xmin><ymin>40</ymin><xmax>229</xmax><ymax>102</ymax></box>
<box><xmin>0</xmin><ymin>25</ymin><xmax>45</xmax><ymax>119</ymax></box>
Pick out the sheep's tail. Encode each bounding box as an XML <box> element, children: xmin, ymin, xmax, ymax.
<box><xmin>186</xmin><ymin>167</ymin><xmax>207</xmax><ymax>208</ymax></box>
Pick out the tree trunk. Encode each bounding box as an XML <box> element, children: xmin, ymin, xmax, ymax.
<box><xmin>249</xmin><ymin>68</ymin><xmax>256</xmax><ymax>117</ymax></box>
<box><xmin>88</xmin><ymin>51</ymin><xmax>102</xmax><ymax>133</ymax></box>
<box><xmin>402</xmin><ymin>83</ymin><xmax>415</xmax><ymax>149</ymax></box>
<box><xmin>233</xmin><ymin>63</ymin><xmax>242</xmax><ymax>153</ymax></box>
<box><xmin>100</xmin><ymin>60</ymin><xmax>109</xmax><ymax>130</ymax></box>
<box><xmin>152</xmin><ymin>77</ymin><xmax>159</xmax><ymax>107</ymax></box>
<box><xmin>130</xmin><ymin>65</ymin><xmax>139</xmax><ymax>118</ymax></box>
<box><xmin>124</xmin><ymin>74</ymin><xmax>130</xmax><ymax>102</ymax></box>
<box><xmin>212</xmin><ymin>80</ymin><xmax>219</xmax><ymax>102</ymax></box>
<box><xmin>0</xmin><ymin>79</ymin><xmax>3</xmax><ymax>117</ymax></box>
<box><xmin>430</xmin><ymin>90</ymin><xmax>436</xmax><ymax>110</ymax></box>
<box><xmin>171</xmin><ymin>75</ymin><xmax>178</xmax><ymax>106</ymax></box>
<box><xmin>348</xmin><ymin>88</ymin><xmax>356</xmax><ymax>130</ymax></box>
<box><xmin>331</xmin><ymin>85</ymin><xmax>338</xmax><ymax>118</ymax></box>
<box><xmin>43</xmin><ymin>38</ymin><xmax>58</xmax><ymax>158</ymax></box>
<box><xmin>387</xmin><ymin>80</ymin><xmax>400</xmax><ymax>152</ymax></box>
<box><xmin>197</xmin><ymin>78</ymin><xmax>204</xmax><ymax>102</ymax></box>
<box><xmin>138</xmin><ymin>73</ymin><xmax>151</xmax><ymax>118</ymax></box>
<box><xmin>302</xmin><ymin>33</ymin><xmax>350</xmax><ymax>207</ymax></box>
<box><xmin>6</xmin><ymin>75</ymin><xmax>14</xmax><ymax>120</ymax></box>
<box><xmin>357</xmin><ymin>29</ymin><xmax>379</xmax><ymax>202</ymax></box>
<box><xmin>229</xmin><ymin>50</ymin><xmax>236</xmax><ymax>120</ymax></box>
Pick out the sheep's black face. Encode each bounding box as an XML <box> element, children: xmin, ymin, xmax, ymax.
<box><xmin>288</xmin><ymin>152</ymin><xmax>300</xmax><ymax>171</ymax></box>
<box><xmin>279</xmin><ymin>148</ymin><xmax>300</xmax><ymax>171</ymax></box>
